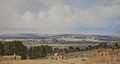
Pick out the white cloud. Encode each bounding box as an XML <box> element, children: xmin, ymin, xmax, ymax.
<box><xmin>0</xmin><ymin>0</ymin><xmax>120</xmax><ymax>34</ymax></box>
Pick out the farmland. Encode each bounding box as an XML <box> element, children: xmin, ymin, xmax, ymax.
<box><xmin>1</xmin><ymin>50</ymin><xmax>120</xmax><ymax>64</ymax></box>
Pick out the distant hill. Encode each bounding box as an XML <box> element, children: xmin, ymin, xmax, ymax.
<box><xmin>0</xmin><ymin>34</ymin><xmax>120</xmax><ymax>41</ymax></box>
<box><xmin>54</xmin><ymin>34</ymin><xmax>120</xmax><ymax>41</ymax></box>
<box><xmin>0</xmin><ymin>34</ymin><xmax>47</xmax><ymax>39</ymax></box>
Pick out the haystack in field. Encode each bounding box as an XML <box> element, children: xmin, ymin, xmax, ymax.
<box><xmin>0</xmin><ymin>55</ymin><xmax>21</xmax><ymax>61</ymax></box>
<box><xmin>96</xmin><ymin>49</ymin><xmax>120</xmax><ymax>57</ymax></box>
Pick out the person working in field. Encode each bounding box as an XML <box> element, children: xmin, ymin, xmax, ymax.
<box><xmin>48</xmin><ymin>52</ymin><xmax>52</xmax><ymax>59</ymax></box>
<box><xmin>48</xmin><ymin>52</ymin><xmax>65</xmax><ymax>60</ymax></box>
<box><xmin>57</xmin><ymin>52</ymin><xmax>60</xmax><ymax>60</ymax></box>
<box><xmin>54</xmin><ymin>52</ymin><xmax>58</xmax><ymax>60</ymax></box>
<box><xmin>14</xmin><ymin>53</ymin><xmax>16</xmax><ymax>60</ymax></box>
<box><xmin>52</xmin><ymin>52</ymin><xmax>55</xmax><ymax>59</ymax></box>
<box><xmin>60</xmin><ymin>52</ymin><xmax>65</xmax><ymax>60</ymax></box>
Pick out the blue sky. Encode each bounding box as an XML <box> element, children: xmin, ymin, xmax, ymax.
<box><xmin>63</xmin><ymin>0</ymin><xmax>120</xmax><ymax>35</ymax></box>
<box><xmin>0</xmin><ymin>0</ymin><xmax>120</xmax><ymax>35</ymax></box>
<box><xmin>73</xmin><ymin>16</ymin><xmax>120</xmax><ymax>35</ymax></box>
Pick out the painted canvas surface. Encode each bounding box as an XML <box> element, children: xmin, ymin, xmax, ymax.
<box><xmin>0</xmin><ymin>0</ymin><xmax>120</xmax><ymax>64</ymax></box>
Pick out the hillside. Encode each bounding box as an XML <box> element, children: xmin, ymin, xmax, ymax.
<box><xmin>0</xmin><ymin>34</ymin><xmax>120</xmax><ymax>41</ymax></box>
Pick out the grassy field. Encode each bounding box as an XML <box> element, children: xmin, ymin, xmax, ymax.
<box><xmin>1</xmin><ymin>56</ymin><xmax>120</xmax><ymax>64</ymax></box>
<box><xmin>1</xmin><ymin>50</ymin><xmax>120</xmax><ymax>64</ymax></box>
<box><xmin>1</xmin><ymin>58</ymin><xmax>86</xmax><ymax>64</ymax></box>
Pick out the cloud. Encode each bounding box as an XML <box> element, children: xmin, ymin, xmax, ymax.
<box><xmin>0</xmin><ymin>0</ymin><xmax>120</xmax><ymax>34</ymax></box>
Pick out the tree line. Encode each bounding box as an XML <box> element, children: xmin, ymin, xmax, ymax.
<box><xmin>85</xmin><ymin>42</ymin><xmax>120</xmax><ymax>51</ymax></box>
<box><xmin>0</xmin><ymin>41</ymin><xmax>53</xmax><ymax>59</ymax></box>
<box><xmin>0</xmin><ymin>41</ymin><xmax>27</xmax><ymax>59</ymax></box>
<box><xmin>0</xmin><ymin>41</ymin><xmax>120</xmax><ymax>59</ymax></box>
<box><xmin>0</xmin><ymin>41</ymin><xmax>80</xmax><ymax>59</ymax></box>
<box><xmin>28</xmin><ymin>45</ymin><xmax>52</xmax><ymax>59</ymax></box>
<box><xmin>0</xmin><ymin>41</ymin><xmax>70</xmax><ymax>59</ymax></box>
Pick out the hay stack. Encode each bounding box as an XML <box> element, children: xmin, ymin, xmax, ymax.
<box><xmin>0</xmin><ymin>55</ymin><xmax>21</xmax><ymax>61</ymax></box>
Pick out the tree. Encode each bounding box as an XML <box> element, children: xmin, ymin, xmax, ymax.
<box><xmin>28</xmin><ymin>47</ymin><xmax>34</xmax><ymax>59</ymax></box>
<box><xmin>28</xmin><ymin>45</ymin><xmax>52</xmax><ymax>59</ymax></box>
<box><xmin>111</xmin><ymin>43</ymin><xmax>120</xmax><ymax>49</ymax></box>
<box><xmin>0</xmin><ymin>42</ymin><xmax>4</xmax><ymax>56</ymax></box>
<box><xmin>63</xmin><ymin>48</ymin><xmax>69</xmax><ymax>54</ymax></box>
<box><xmin>46</xmin><ymin>46</ymin><xmax>52</xmax><ymax>53</ymax></box>
<box><xmin>4</xmin><ymin>41</ymin><xmax>27</xmax><ymax>59</ymax></box>
<box><xmin>87</xmin><ymin>45</ymin><xmax>93</xmax><ymax>51</ymax></box>
<box><xmin>75</xmin><ymin>47</ymin><xmax>80</xmax><ymax>52</ymax></box>
<box><xmin>41</xmin><ymin>45</ymin><xmax>47</xmax><ymax>57</ymax></box>
<box><xmin>59</xmin><ymin>49</ymin><xmax>63</xmax><ymax>52</ymax></box>
<box><xmin>68</xmin><ymin>46</ymin><xmax>75</xmax><ymax>52</ymax></box>
<box><xmin>97</xmin><ymin>42</ymin><xmax>108</xmax><ymax>49</ymax></box>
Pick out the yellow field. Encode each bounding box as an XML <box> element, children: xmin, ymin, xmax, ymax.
<box><xmin>1</xmin><ymin>50</ymin><xmax>120</xmax><ymax>64</ymax></box>
<box><xmin>1</xmin><ymin>58</ymin><xmax>85</xmax><ymax>64</ymax></box>
<box><xmin>1</xmin><ymin>55</ymin><xmax>120</xmax><ymax>64</ymax></box>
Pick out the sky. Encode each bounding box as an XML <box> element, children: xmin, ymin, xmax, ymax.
<box><xmin>0</xmin><ymin>0</ymin><xmax>120</xmax><ymax>35</ymax></box>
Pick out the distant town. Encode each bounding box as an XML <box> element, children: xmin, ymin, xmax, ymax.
<box><xmin>0</xmin><ymin>34</ymin><xmax>120</xmax><ymax>48</ymax></box>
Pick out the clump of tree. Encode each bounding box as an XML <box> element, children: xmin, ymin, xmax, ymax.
<box><xmin>112</xmin><ymin>43</ymin><xmax>120</xmax><ymax>49</ymax></box>
<box><xmin>68</xmin><ymin>46</ymin><xmax>75</xmax><ymax>52</ymax></box>
<box><xmin>84</xmin><ymin>42</ymin><xmax>120</xmax><ymax>51</ymax></box>
<box><xmin>4</xmin><ymin>41</ymin><xmax>27</xmax><ymax>59</ymax></box>
<box><xmin>75</xmin><ymin>47</ymin><xmax>81</xmax><ymax>52</ymax></box>
<box><xmin>28</xmin><ymin>45</ymin><xmax>52</xmax><ymax>59</ymax></box>
<box><xmin>94</xmin><ymin>42</ymin><xmax>120</xmax><ymax>50</ymax></box>
<box><xmin>63</xmin><ymin>48</ymin><xmax>69</xmax><ymax>54</ymax></box>
<box><xmin>97</xmin><ymin>42</ymin><xmax>108</xmax><ymax>49</ymax></box>
<box><xmin>0</xmin><ymin>42</ymin><xmax>4</xmax><ymax>56</ymax></box>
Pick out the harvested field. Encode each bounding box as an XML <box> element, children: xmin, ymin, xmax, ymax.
<box><xmin>65</xmin><ymin>51</ymin><xmax>96</xmax><ymax>59</ymax></box>
<box><xmin>86</xmin><ymin>56</ymin><xmax>120</xmax><ymax>64</ymax></box>
<box><xmin>0</xmin><ymin>58</ymin><xmax>85</xmax><ymax>64</ymax></box>
<box><xmin>1</xmin><ymin>50</ymin><xmax>120</xmax><ymax>64</ymax></box>
<box><xmin>0</xmin><ymin>56</ymin><xmax>21</xmax><ymax>61</ymax></box>
<box><xmin>1</xmin><ymin>56</ymin><xmax>120</xmax><ymax>64</ymax></box>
